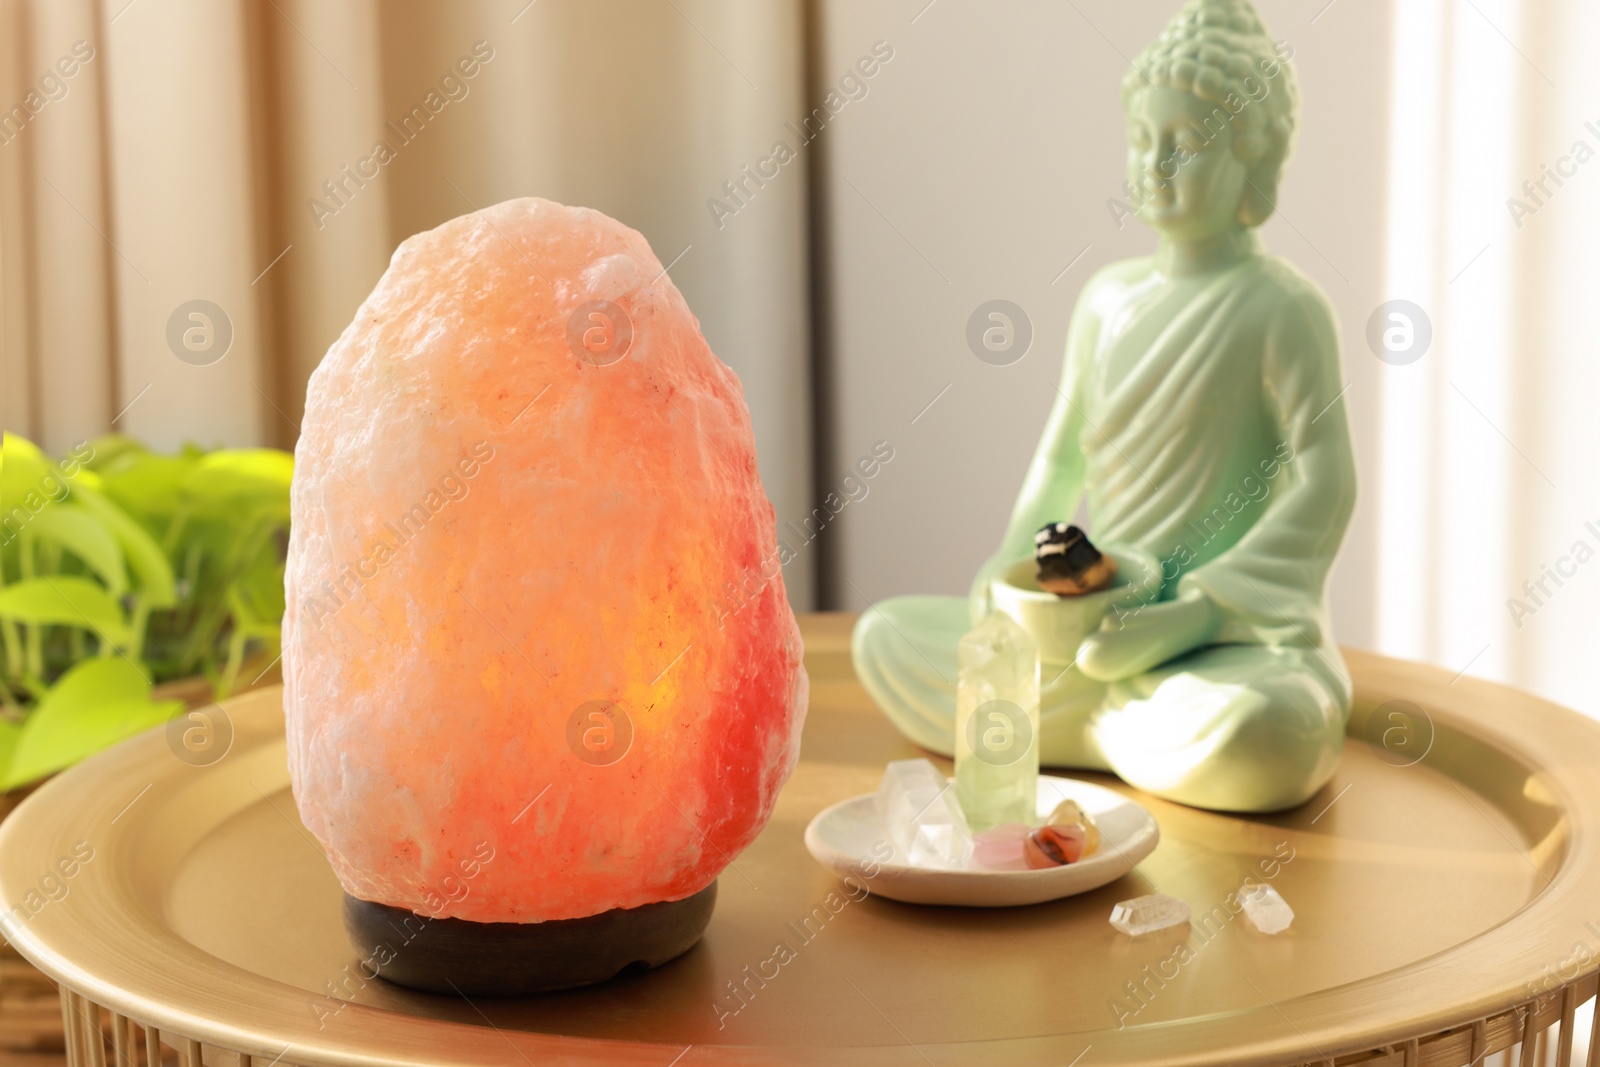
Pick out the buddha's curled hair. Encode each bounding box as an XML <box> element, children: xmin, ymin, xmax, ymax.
<box><xmin>1123</xmin><ymin>0</ymin><xmax>1299</xmax><ymax>226</ymax></box>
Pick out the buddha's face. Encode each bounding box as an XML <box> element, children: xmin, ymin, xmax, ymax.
<box><xmin>1125</xmin><ymin>87</ymin><xmax>1256</xmax><ymax>241</ymax></box>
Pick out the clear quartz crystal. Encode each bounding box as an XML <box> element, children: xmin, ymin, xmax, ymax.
<box><xmin>955</xmin><ymin>612</ymin><xmax>1041</xmax><ymax>831</ymax></box>
<box><xmin>1240</xmin><ymin>881</ymin><xmax>1294</xmax><ymax>934</ymax></box>
<box><xmin>1109</xmin><ymin>893</ymin><xmax>1191</xmax><ymax>936</ymax></box>
<box><xmin>876</xmin><ymin>758</ymin><xmax>972</xmax><ymax>868</ymax></box>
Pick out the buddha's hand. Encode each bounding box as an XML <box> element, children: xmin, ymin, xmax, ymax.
<box><xmin>1076</xmin><ymin>589</ymin><xmax>1222</xmax><ymax>682</ymax></box>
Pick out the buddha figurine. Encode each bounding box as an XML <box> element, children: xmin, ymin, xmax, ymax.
<box><xmin>852</xmin><ymin>0</ymin><xmax>1357</xmax><ymax>813</ymax></box>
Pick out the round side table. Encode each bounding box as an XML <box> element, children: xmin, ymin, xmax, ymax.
<box><xmin>3</xmin><ymin>615</ymin><xmax>1599</xmax><ymax>1067</ymax></box>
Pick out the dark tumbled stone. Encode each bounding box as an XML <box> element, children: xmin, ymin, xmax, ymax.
<box><xmin>1033</xmin><ymin>522</ymin><xmax>1117</xmax><ymax>596</ymax></box>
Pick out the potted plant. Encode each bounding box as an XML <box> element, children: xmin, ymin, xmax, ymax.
<box><xmin>0</xmin><ymin>431</ymin><xmax>292</xmax><ymax>1053</ymax></box>
<box><xmin>0</xmin><ymin>431</ymin><xmax>291</xmax><ymax>794</ymax></box>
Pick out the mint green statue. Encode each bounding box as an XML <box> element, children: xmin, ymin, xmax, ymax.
<box><xmin>852</xmin><ymin>0</ymin><xmax>1357</xmax><ymax>813</ymax></box>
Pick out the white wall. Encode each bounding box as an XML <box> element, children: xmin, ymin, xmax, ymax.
<box><xmin>810</xmin><ymin>0</ymin><xmax>1393</xmax><ymax>653</ymax></box>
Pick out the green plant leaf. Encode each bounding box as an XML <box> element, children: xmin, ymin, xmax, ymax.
<box><xmin>0</xmin><ymin>721</ymin><xmax>20</xmax><ymax>785</ymax></box>
<box><xmin>80</xmin><ymin>434</ymin><xmax>147</xmax><ymax>473</ymax></box>
<box><xmin>0</xmin><ymin>577</ymin><xmax>131</xmax><ymax>646</ymax></box>
<box><xmin>2</xmin><ymin>659</ymin><xmax>181</xmax><ymax>788</ymax></box>
<box><xmin>70</xmin><ymin>485</ymin><xmax>177</xmax><ymax>608</ymax></box>
<box><xmin>2</xmin><ymin>433</ymin><xmax>50</xmax><ymax>493</ymax></box>
<box><xmin>233</xmin><ymin>536</ymin><xmax>287</xmax><ymax>615</ymax></box>
<box><xmin>26</xmin><ymin>504</ymin><xmax>128</xmax><ymax>596</ymax></box>
<box><xmin>100</xmin><ymin>452</ymin><xmax>195</xmax><ymax>526</ymax></box>
<box><xmin>1</xmin><ymin>433</ymin><xmax>66</xmax><ymax>520</ymax></box>
<box><xmin>183</xmin><ymin>449</ymin><xmax>293</xmax><ymax>514</ymax></box>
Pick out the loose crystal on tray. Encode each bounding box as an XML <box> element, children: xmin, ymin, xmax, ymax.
<box><xmin>1240</xmin><ymin>881</ymin><xmax>1294</xmax><ymax>934</ymax></box>
<box><xmin>1109</xmin><ymin>893</ymin><xmax>1190</xmax><ymax>935</ymax></box>
<box><xmin>877</xmin><ymin>758</ymin><xmax>973</xmax><ymax>869</ymax></box>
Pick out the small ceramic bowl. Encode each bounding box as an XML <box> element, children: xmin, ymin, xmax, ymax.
<box><xmin>988</xmin><ymin>545</ymin><xmax>1163</xmax><ymax>663</ymax></box>
<box><xmin>803</xmin><ymin>775</ymin><xmax>1159</xmax><ymax>907</ymax></box>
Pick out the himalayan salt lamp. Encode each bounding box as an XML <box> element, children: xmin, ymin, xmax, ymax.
<box><xmin>282</xmin><ymin>197</ymin><xmax>808</xmax><ymax>994</ymax></box>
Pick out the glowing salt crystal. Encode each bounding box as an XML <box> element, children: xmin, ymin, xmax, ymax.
<box><xmin>1110</xmin><ymin>893</ymin><xmax>1190</xmax><ymax>936</ymax></box>
<box><xmin>1240</xmin><ymin>881</ymin><xmax>1294</xmax><ymax>934</ymax></box>
<box><xmin>284</xmin><ymin>197</ymin><xmax>808</xmax><ymax>924</ymax></box>
<box><xmin>877</xmin><ymin>758</ymin><xmax>972</xmax><ymax>868</ymax></box>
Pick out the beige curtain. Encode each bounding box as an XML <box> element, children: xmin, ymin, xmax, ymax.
<box><xmin>0</xmin><ymin>0</ymin><xmax>818</xmax><ymax>607</ymax></box>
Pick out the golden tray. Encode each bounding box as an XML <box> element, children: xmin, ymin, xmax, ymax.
<box><xmin>2</xmin><ymin>614</ymin><xmax>1598</xmax><ymax>1067</ymax></box>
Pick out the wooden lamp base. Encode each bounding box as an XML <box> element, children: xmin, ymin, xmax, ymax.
<box><xmin>340</xmin><ymin>883</ymin><xmax>717</xmax><ymax>996</ymax></box>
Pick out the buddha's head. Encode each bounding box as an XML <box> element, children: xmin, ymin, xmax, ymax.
<box><xmin>1122</xmin><ymin>0</ymin><xmax>1298</xmax><ymax>242</ymax></box>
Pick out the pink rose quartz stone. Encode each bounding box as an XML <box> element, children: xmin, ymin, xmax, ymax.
<box><xmin>971</xmin><ymin>823</ymin><xmax>1031</xmax><ymax>871</ymax></box>
<box><xmin>283</xmin><ymin>197</ymin><xmax>808</xmax><ymax>924</ymax></box>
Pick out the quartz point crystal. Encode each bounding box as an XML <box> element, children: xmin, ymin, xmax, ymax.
<box><xmin>1240</xmin><ymin>881</ymin><xmax>1294</xmax><ymax>934</ymax></box>
<box><xmin>877</xmin><ymin>758</ymin><xmax>972</xmax><ymax>868</ymax></box>
<box><xmin>955</xmin><ymin>612</ymin><xmax>1040</xmax><ymax>831</ymax></box>
<box><xmin>283</xmin><ymin>197</ymin><xmax>808</xmax><ymax>924</ymax></box>
<box><xmin>1110</xmin><ymin>893</ymin><xmax>1191</xmax><ymax>936</ymax></box>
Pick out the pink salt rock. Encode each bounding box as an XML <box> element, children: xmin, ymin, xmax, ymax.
<box><xmin>283</xmin><ymin>197</ymin><xmax>808</xmax><ymax>923</ymax></box>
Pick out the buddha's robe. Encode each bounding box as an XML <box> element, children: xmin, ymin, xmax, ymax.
<box><xmin>852</xmin><ymin>250</ymin><xmax>1357</xmax><ymax>812</ymax></box>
